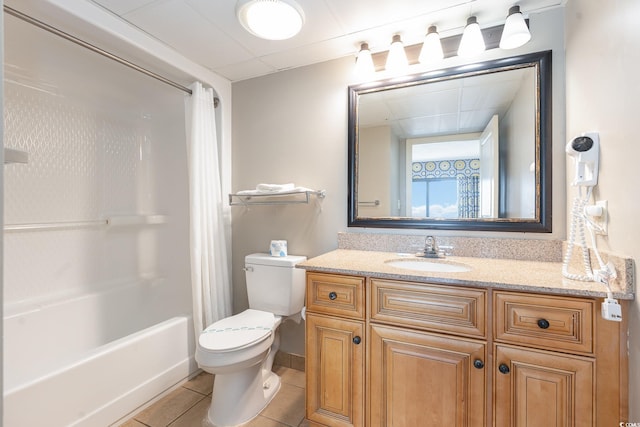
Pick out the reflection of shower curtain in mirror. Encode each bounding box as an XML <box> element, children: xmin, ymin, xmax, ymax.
<box><xmin>185</xmin><ymin>82</ymin><xmax>232</xmax><ymax>339</ymax></box>
<box><xmin>458</xmin><ymin>175</ymin><xmax>480</xmax><ymax>218</ymax></box>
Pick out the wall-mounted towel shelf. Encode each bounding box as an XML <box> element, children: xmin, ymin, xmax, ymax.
<box><xmin>229</xmin><ymin>190</ymin><xmax>326</xmax><ymax>206</ymax></box>
<box><xmin>4</xmin><ymin>215</ymin><xmax>167</xmax><ymax>232</ymax></box>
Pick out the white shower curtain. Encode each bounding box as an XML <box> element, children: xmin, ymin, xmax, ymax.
<box><xmin>185</xmin><ymin>82</ymin><xmax>232</xmax><ymax>338</ymax></box>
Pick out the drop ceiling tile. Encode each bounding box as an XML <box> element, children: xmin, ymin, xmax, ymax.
<box><xmin>91</xmin><ymin>0</ymin><xmax>158</xmax><ymax>15</ymax></box>
<box><xmin>387</xmin><ymin>89</ymin><xmax>460</xmax><ymax>119</ymax></box>
<box><xmin>399</xmin><ymin>113</ymin><xmax>460</xmax><ymax>137</ymax></box>
<box><xmin>459</xmin><ymin>109</ymin><xmax>496</xmax><ymax>132</ymax></box>
<box><xmin>257</xmin><ymin>37</ymin><xmax>357</xmax><ymax>72</ymax></box>
<box><xmin>323</xmin><ymin>0</ymin><xmax>470</xmax><ymax>34</ymax></box>
<box><xmin>123</xmin><ymin>0</ymin><xmax>253</xmax><ymax>69</ymax></box>
<box><xmin>214</xmin><ymin>59</ymin><xmax>277</xmax><ymax>82</ymax></box>
<box><xmin>460</xmin><ymin>81</ymin><xmax>519</xmax><ymax>112</ymax></box>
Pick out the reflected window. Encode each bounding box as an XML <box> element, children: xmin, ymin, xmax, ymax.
<box><xmin>410</xmin><ymin>139</ymin><xmax>480</xmax><ymax>219</ymax></box>
<box><xmin>412</xmin><ymin>178</ymin><xmax>458</xmax><ymax>217</ymax></box>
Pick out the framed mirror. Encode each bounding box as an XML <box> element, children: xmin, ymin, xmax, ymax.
<box><xmin>348</xmin><ymin>50</ymin><xmax>552</xmax><ymax>232</ymax></box>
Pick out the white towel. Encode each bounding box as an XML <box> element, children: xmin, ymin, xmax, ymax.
<box><xmin>256</xmin><ymin>183</ymin><xmax>295</xmax><ymax>192</ymax></box>
<box><xmin>291</xmin><ymin>186</ymin><xmax>315</xmax><ymax>193</ymax></box>
<box><xmin>235</xmin><ymin>185</ymin><xmax>315</xmax><ymax>196</ymax></box>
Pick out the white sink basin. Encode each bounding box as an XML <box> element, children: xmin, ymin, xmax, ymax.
<box><xmin>385</xmin><ymin>259</ymin><xmax>472</xmax><ymax>273</ymax></box>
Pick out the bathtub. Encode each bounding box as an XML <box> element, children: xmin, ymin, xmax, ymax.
<box><xmin>3</xmin><ymin>283</ymin><xmax>197</xmax><ymax>427</ymax></box>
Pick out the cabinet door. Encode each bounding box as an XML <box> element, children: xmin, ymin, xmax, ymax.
<box><xmin>494</xmin><ymin>344</ymin><xmax>594</xmax><ymax>427</ymax></box>
<box><xmin>369</xmin><ymin>324</ymin><xmax>487</xmax><ymax>427</ymax></box>
<box><xmin>306</xmin><ymin>313</ymin><xmax>364</xmax><ymax>427</ymax></box>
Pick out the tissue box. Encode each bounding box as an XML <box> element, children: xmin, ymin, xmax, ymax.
<box><xmin>270</xmin><ymin>240</ymin><xmax>288</xmax><ymax>257</ymax></box>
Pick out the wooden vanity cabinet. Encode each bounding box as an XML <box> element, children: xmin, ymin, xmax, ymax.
<box><xmin>493</xmin><ymin>343</ymin><xmax>595</xmax><ymax>426</ymax></box>
<box><xmin>493</xmin><ymin>291</ymin><xmax>627</xmax><ymax>427</ymax></box>
<box><xmin>305</xmin><ymin>273</ymin><xmax>628</xmax><ymax>427</ymax></box>
<box><xmin>368</xmin><ymin>279</ymin><xmax>488</xmax><ymax>427</ymax></box>
<box><xmin>369</xmin><ymin>324</ymin><xmax>487</xmax><ymax>427</ymax></box>
<box><xmin>305</xmin><ymin>273</ymin><xmax>366</xmax><ymax>427</ymax></box>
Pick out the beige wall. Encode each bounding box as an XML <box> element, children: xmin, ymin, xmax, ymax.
<box><xmin>565</xmin><ymin>0</ymin><xmax>640</xmax><ymax>418</ymax></box>
<box><xmin>358</xmin><ymin>126</ymin><xmax>393</xmax><ymax>217</ymax></box>
<box><xmin>501</xmin><ymin>69</ymin><xmax>536</xmax><ymax>218</ymax></box>
<box><xmin>231</xmin><ymin>58</ymin><xmax>353</xmax><ymax>353</ymax></box>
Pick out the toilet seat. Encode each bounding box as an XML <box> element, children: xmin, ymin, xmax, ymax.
<box><xmin>199</xmin><ymin>309</ymin><xmax>277</xmax><ymax>352</ymax></box>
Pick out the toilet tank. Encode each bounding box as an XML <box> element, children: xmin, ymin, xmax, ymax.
<box><xmin>245</xmin><ymin>253</ymin><xmax>307</xmax><ymax>316</ymax></box>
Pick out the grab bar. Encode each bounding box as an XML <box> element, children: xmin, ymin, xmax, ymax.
<box><xmin>4</xmin><ymin>215</ymin><xmax>167</xmax><ymax>232</ymax></box>
<box><xmin>4</xmin><ymin>220</ymin><xmax>107</xmax><ymax>232</ymax></box>
<box><xmin>358</xmin><ymin>200</ymin><xmax>380</xmax><ymax>206</ymax></box>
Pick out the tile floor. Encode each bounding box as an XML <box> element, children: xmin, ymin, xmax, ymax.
<box><xmin>118</xmin><ymin>366</ymin><xmax>309</xmax><ymax>427</ymax></box>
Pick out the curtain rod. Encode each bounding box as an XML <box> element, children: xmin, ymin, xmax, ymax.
<box><xmin>3</xmin><ymin>5</ymin><xmax>219</xmax><ymax>107</ymax></box>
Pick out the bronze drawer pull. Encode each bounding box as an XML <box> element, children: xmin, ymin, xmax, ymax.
<box><xmin>537</xmin><ymin>318</ymin><xmax>550</xmax><ymax>329</ymax></box>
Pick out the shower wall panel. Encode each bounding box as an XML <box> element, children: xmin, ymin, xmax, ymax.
<box><xmin>3</xmin><ymin>12</ymin><xmax>190</xmax><ymax>325</ymax></box>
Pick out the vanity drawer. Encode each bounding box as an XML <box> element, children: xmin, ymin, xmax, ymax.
<box><xmin>494</xmin><ymin>291</ymin><xmax>594</xmax><ymax>354</ymax></box>
<box><xmin>369</xmin><ymin>279</ymin><xmax>487</xmax><ymax>338</ymax></box>
<box><xmin>306</xmin><ymin>272</ymin><xmax>365</xmax><ymax>320</ymax></box>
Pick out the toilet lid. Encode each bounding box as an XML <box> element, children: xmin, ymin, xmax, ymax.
<box><xmin>199</xmin><ymin>309</ymin><xmax>275</xmax><ymax>352</ymax></box>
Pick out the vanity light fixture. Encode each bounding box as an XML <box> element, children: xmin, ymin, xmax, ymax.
<box><xmin>499</xmin><ymin>5</ymin><xmax>531</xmax><ymax>49</ymax></box>
<box><xmin>354</xmin><ymin>43</ymin><xmax>375</xmax><ymax>78</ymax></box>
<box><xmin>418</xmin><ymin>26</ymin><xmax>444</xmax><ymax>65</ymax></box>
<box><xmin>236</xmin><ymin>0</ymin><xmax>304</xmax><ymax>40</ymax></box>
<box><xmin>458</xmin><ymin>16</ymin><xmax>486</xmax><ymax>58</ymax></box>
<box><xmin>385</xmin><ymin>35</ymin><xmax>409</xmax><ymax>74</ymax></box>
<box><xmin>354</xmin><ymin>10</ymin><xmax>534</xmax><ymax>77</ymax></box>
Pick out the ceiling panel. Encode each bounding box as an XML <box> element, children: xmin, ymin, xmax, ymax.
<box><xmin>122</xmin><ymin>0</ymin><xmax>253</xmax><ymax>69</ymax></box>
<box><xmin>388</xmin><ymin>90</ymin><xmax>461</xmax><ymax>119</ymax></box>
<box><xmin>322</xmin><ymin>0</ymin><xmax>470</xmax><ymax>35</ymax></box>
<box><xmin>92</xmin><ymin>0</ymin><xmax>156</xmax><ymax>15</ymax></box>
<box><xmin>213</xmin><ymin>60</ymin><xmax>278</xmax><ymax>84</ymax></box>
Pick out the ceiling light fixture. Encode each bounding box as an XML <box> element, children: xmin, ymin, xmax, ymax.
<box><xmin>236</xmin><ymin>0</ymin><xmax>304</xmax><ymax>40</ymax></box>
<box><xmin>458</xmin><ymin>16</ymin><xmax>486</xmax><ymax>58</ymax></box>
<box><xmin>499</xmin><ymin>5</ymin><xmax>531</xmax><ymax>49</ymax></box>
<box><xmin>385</xmin><ymin>35</ymin><xmax>409</xmax><ymax>74</ymax></box>
<box><xmin>354</xmin><ymin>43</ymin><xmax>375</xmax><ymax>78</ymax></box>
<box><xmin>419</xmin><ymin>26</ymin><xmax>444</xmax><ymax>65</ymax></box>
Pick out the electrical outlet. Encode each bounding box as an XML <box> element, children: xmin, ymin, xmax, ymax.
<box><xmin>595</xmin><ymin>200</ymin><xmax>608</xmax><ymax>235</ymax></box>
<box><xmin>601</xmin><ymin>298</ymin><xmax>622</xmax><ymax>321</ymax></box>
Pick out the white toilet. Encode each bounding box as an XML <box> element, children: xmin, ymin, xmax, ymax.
<box><xmin>196</xmin><ymin>253</ymin><xmax>307</xmax><ymax>427</ymax></box>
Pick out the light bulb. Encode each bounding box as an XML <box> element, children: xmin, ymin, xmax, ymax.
<box><xmin>458</xmin><ymin>16</ymin><xmax>485</xmax><ymax>58</ymax></box>
<box><xmin>500</xmin><ymin>6</ymin><xmax>531</xmax><ymax>49</ymax></box>
<box><xmin>419</xmin><ymin>26</ymin><xmax>444</xmax><ymax>65</ymax></box>
<box><xmin>385</xmin><ymin>34</ymin><xmax>409</xmax><ymax>74</ymax></box>
<box><xmin>354</xmin><ymin>43</ymin><xmax>375</xmax><ymax>79</ymax></box>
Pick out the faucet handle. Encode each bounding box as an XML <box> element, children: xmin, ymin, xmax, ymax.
<box><xmin>438</xmin><ymin>245</ymin><xmax>453</xmax><ymax>256</ymax></box>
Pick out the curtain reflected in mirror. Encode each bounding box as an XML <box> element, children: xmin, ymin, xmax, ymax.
<box><xmin>348</xmin><ymin>51</ymin><xmax>552</xmax><ymax>232</ymax></box>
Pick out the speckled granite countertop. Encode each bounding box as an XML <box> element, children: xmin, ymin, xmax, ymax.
<box><xmin>298</xmin><ymin>249</ymin><xmax>635</xmax><ymax>300</ymax></box>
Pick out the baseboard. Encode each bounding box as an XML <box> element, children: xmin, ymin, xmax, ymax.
<box><xmin>274</xmin><ymin>350</ymin><xmax>305</xmax><ymax>372</ymax></box>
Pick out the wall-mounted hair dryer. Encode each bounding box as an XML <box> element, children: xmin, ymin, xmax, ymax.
<box><xmin>566</xmin><ymin>132</ymin><xmax>599</xmax><ymax>186</ymax></box>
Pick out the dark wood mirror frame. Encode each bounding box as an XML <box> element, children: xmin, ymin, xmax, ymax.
<box><xmin>348</xmin><ymin>50</ymin><xmax>552</xmax><ymax>232</ymax></box>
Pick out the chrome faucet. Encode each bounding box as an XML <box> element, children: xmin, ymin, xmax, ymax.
<box><xmin>417</xmin><ymin>236</ymin><xmax>444</xmax><ymax>258</ymax></box>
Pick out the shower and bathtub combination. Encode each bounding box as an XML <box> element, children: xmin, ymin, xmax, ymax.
<box><xmin>3</xmin><ymin>4</ymin><xmax>229</xmax><ymax>426</ymax></box>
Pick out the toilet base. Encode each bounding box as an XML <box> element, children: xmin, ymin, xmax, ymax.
<box><xmin>205</xmin><ymin>366</ymin><xmax>281</xmax><ymax>427</ymax></box>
